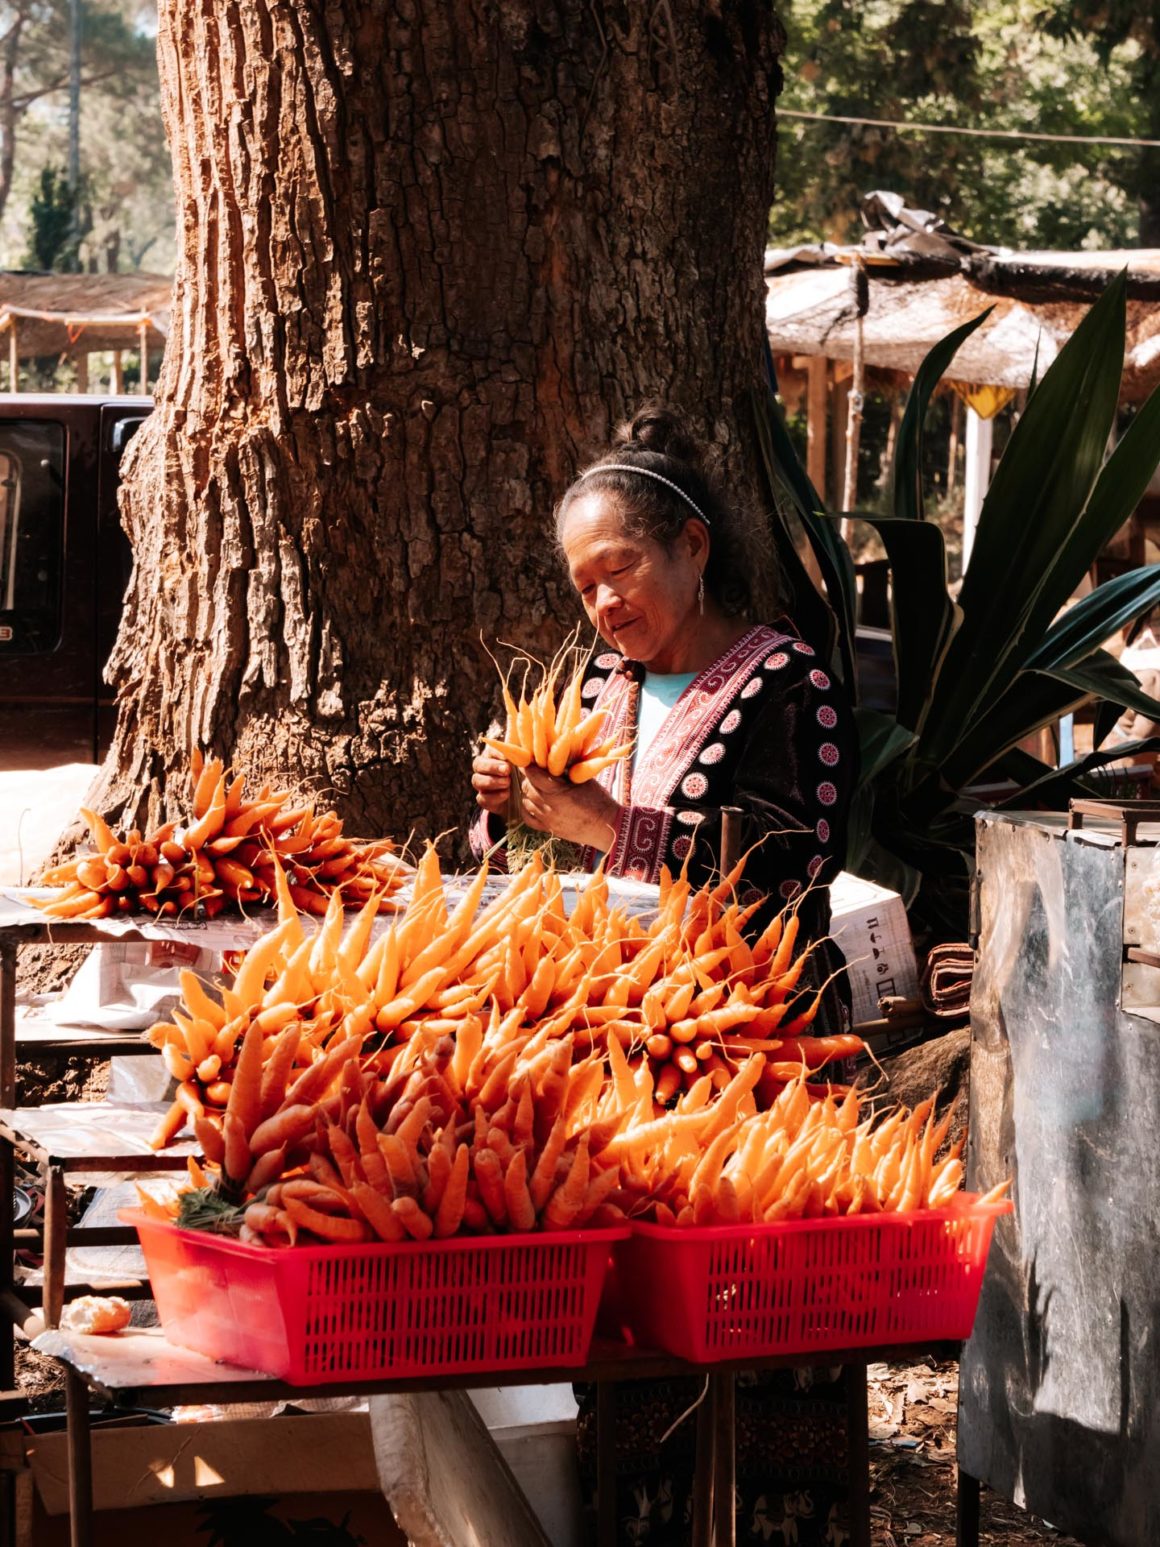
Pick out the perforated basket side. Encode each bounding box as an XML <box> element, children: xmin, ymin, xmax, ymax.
<box><xmin>128</xmin><ymin>1213</ymin><xmax>625</xmax><ymax>1384</ymax></box>
<box><xmin>619</xmin><ymin>1202</ymin><xmax>1004</xmax><ymax>1363</ymax></box>
<box><xmin>291</xmin><ymin>1235</ymin><xmax>611</xmax><ymax>1382</ymax></box>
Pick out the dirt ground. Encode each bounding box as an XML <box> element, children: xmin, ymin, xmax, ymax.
<box><xmin>867</xmin><ymin>1360</ymin><xmax>1082</xmax><ymax>1547</ymax></box>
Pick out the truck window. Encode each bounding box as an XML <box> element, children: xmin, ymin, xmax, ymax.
<box><xmin>0</xmin><ymin>420</ymin><xmax>66</xmax><ymax>654</ymax></box>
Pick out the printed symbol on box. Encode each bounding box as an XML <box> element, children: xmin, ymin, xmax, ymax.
<box><xmin>878</xmin><ymin>978</ymin><xmax>896</xmax><ymax>996</ymax></box>
<box><xmin>149</xmin><ymin>941</ymin><xmax>201</xmax><ymax>968</ymax></box>
<box><xmin>0</xmin><ymin>626</ymin><xmax>11</xmax><ymax>642</ymax></box>
<box><xmin>877</xmin><ymin>962</ymin><xmax>890</xmax><ymax>975</ymax></box>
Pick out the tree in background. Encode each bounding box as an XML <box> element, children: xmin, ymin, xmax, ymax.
<box><xmin>95</xmin><ymin>2</ymin><xmax>784</xmax><ymax>845</ymax></box>
<box><xmin>0</xmin><ymin>0</ymin><xmax>172</xmax><ymax>271</ymax></box>
<box><xmin>1039</xmin><ymin>0</ymin><xmax>1160</xmax><ymax>245</ymax></box>
<box><xmin>771</xmin><ymin>0</ymin><xmax>1147</xmax><ymax>248</ymax></box>
<box><xmin>24</xmin><ymin>163</ymin><xmax>82</xmax><ymax>270</ymax></box>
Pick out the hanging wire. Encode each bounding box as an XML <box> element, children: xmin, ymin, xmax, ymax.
<box><xmin>778</xmin><ymin>109</ymin><xmax>1160</xmax><ymax>149</ymax></box>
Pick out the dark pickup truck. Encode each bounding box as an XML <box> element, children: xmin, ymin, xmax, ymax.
<box><xmin>0</xmin><ymin>394</ymin><xmax>150</xmax><ymax>771</ymax></box>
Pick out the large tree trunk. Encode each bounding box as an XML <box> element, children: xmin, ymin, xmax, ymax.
<box><xmin>97</xmin><ymin>1</ymin><xmax>784</xmax><ymax>850</ymax></box>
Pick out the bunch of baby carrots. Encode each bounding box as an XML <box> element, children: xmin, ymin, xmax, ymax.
<box><xmin>621</xmin><ymin>1074</ymin><xmax>998</xmax><ymax>1227</ymax></box>
<box><xmin>482</xmin><ymin>634</ymin><xmax>633</xmax><ymax>784</ymax></box>
<box><xmin>34</xmin><ymin>752</ymin><xmax>410</xmax><ymax>921</ymax></box>
<box><xmin>145</xmin><ymin>847</ymin><xmax>861</xmax><ymax>1153</ymax></box>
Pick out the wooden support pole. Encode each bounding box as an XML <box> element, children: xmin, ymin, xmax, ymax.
<box><xmin>43</xmin><ymin>1170</ymin><xmax>68</xmax><ymax>1330</ymax></box>
<box><xmin>830</xmin><ymin>376</ymin><xmax>850</xmax><ymax>516</ymax></box>
<box><xmin>8</xmin><ymin>320</ymin><xmax>17</xmax><ymax>392</ymax></box>
<box><xmin>692</xmin><ymin>1382</ymin><xmax>716</xmax><ymax>1545</ymax></box>
<box><xmin>841</xmin><ymin>261</ymin><xmax>867</xmax><ymax>532</ymax></box>
<box><xmin>75</xmin><ymin>352</ymin><xmax>88</xmax><ymax>394</ymax></box>
<box><xmin>139</xmin><ymin>320</ymin><xmax>149</xmax><ymax>393</ymax></box>
<box><xmin>806</xmin><ymin>357</ymin><xmax>828</xmax><ymax>502</ymax></box>
<box><xmin>66</xmin><ymin>1367</ymin><xmax>94</xmax><ymax>1547</ymax></box>
<box><xmin>847</xmin><ymin>1363</ymin><xmax>871</xmax><ymax>1547</ymax></box>
<box><xmin>596</xmin><ymin>1382</ymin><xmax>617</xmax><ymax>1546</ymax></box>
<box><xmin>720</xmin><ymin>806</ymin><xmax>742</xmax><ymax>875</ymax></box>
<box><xmin>0</xmin><ymin>940</ymin><xmax>14</xmax><ymax>1109</ymax></box>
<box><xmin>0</xmin><ymin>1141</ymin><xmax>13</xmax><ymax>1390</ymax></box>
<box><xmin>711</xmin><ymin>1371</ymin><xmax>736</xmax><ymax>1547</ymax></box>
<box><xmin>112</xmin><ymin>348</ymin><xmax>123</xmax><ymax>394</ymax></box>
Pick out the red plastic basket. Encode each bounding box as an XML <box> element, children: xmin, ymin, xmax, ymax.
<box><xmin>124</xmin><ymin>1211</ymin><xmax>627</xmax><ymax>1384</ymax></box>
<box><xmin>612</xmin><ymin>1194</ymin><xmax>1009</xmax><ymax>1363</ymax></box>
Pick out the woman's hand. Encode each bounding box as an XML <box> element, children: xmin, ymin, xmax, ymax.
<box><xmin>472</xmin><ymin>749</ymin><xmax>511</xmax><ymax>815</ymax></box>
<box><xmin>519</xmin><ymin>764</ymin><xmax>622</xmax><ymax>851</ymax></box>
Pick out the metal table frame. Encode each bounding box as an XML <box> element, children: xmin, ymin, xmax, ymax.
<box><xmin>44</xmin><ymin>1330</ymin><xmax>967</xmax><ymax>1547</ymax></box>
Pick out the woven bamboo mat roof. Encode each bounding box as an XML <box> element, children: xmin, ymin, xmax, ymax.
<box><xmin>766</xmin><ymin>195</ymin><xmax>1160</xmax><ymax>402</ymax></box>
<box><xmin>0</xmin><ymin>271</ymin><xmax>171</xmax><ymax>356</ymax></box>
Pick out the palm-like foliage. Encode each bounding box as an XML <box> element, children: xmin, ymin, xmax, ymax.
<box><xmin>751</xmin><ymin>271</ymin><xmax>1160</xmax><ymax>937</ymax></box>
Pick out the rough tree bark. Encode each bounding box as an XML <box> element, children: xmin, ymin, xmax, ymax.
<box><xmin>96</xmin><ymin>1</ymin><xmax>784</xmax><ymax>849</ymax></box>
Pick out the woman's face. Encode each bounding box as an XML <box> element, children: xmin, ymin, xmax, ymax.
<box><xmin>561</xmin><ymin>491</ymin><xmax>704</xmax><ymax>671</ymax></box>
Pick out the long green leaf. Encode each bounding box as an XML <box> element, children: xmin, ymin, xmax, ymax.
<box><xmin>1046</xmin><ymin>650</ymin><xmax>1160</xmax><ymax>723</ymax></box>
<box><xmin>853</xmin><ymin>516</ymin><xmax>961</xmax><ymax>732</ymax></box>
<box><xmin>939</xmin><ymin>672</ymin><xmax>1092</xmax><ymax>789</ymax></box>
<box><xmin>856</xmin><ymin>707</ymin><xmax>916</xmax><ymax>785</ymax></box>
<box><xmin>892</xmin><ymin>309</ymin><xmax>992</xmax><ymax>522</ymax></box>
<box><xmin>748</xmin><ymin>385</ymin><xmax>857</xmax><ymax>691</ymax></box>
<box><xmin>942</xmin><ymin>647</ymin><xmax>1160</xmax><ymax>790</ymax></box>
<box><xmin>1026</xmin><ymin>566</ymin><xmax>1160</xmax><ymax>671</ymax></box>
<box><xmin>1016</xmin><ymin>378</ymin><xmax>1160</xmax><ymax>654</ymax></box>
<box><xmin>995</xmin><ymin>738</ymin><xmax>1160</xmax><ymax>808</ymax></box>
<box><xmin>923</xmin><ymin>272</ymin><xmax>1129</xmax><ymax>760</ymax></box>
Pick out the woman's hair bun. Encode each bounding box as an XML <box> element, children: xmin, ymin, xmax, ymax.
<box><xmin>616</xmin><ymin>402</ymin><xmax>701</xmax><ymax>470</ymax></box>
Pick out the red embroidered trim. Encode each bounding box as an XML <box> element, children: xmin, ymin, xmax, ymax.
<box><xmin>630</xmin><ymin>624</ymin><xmax>795</xmax><ymax>808</ymax></box>
<box><xmin>611</xmin><ymin>803</ymin><xmax>675</xmax><ymax>883</ymax></box>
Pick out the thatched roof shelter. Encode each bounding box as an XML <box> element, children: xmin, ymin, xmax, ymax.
<box><xmin>766</xmin><ymin>247</ymin><xmax>1160</xmax><ymax>403</ymax></box>
<box><xmin>0</xmin><ymin>271</ymin><xmax>171</xmax><ymax>356</ymax></box>
<box><xmin>766</xmin><ymin>196</ymin><xmax>1160</xmax><ymax>524</ymax></box>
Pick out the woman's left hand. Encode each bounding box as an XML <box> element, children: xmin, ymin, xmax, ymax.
<box><xmin>519</xmin><ymin>765</ymin><xmax>622</xmax><ymax>851</ymax></box>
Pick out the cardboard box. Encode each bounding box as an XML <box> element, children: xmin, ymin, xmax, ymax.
<box><xmin>2</xmin><ymin>1411</ymin><xmax>406</xmax><ymax>1547</ymax></box>
<box><xmin>829</xmin><ymin>871</ymin><xmax>918</xmax><ymax>1026</ymax></box>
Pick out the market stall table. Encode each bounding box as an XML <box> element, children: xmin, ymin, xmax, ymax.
<box><xmin>32</xmin><ymin>1323</ymin><xmax>966</xmax><ymax>1547</ymax></box>
<box><xmin>0</xmin><ymin>1102</ymin><xmax>198</xmax><ymax>1372</ymax></box>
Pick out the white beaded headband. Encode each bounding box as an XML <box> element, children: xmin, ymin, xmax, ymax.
<box><xmin>579</xmin><ymin>462</ymin><xmax>710</xmax><ymax>526</ymax></box>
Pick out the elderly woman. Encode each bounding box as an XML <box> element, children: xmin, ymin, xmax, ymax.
<box><xmin>473</xmin><ymin>403</ymin><xmax>853</xmax><ymax>1031</ymax></box>
<box><xmin>470</xmin><ymin>406</ymin><xmax>858</xmax><ymax>1546</ymax></box>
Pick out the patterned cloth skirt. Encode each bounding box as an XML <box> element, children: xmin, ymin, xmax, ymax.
<box><xmin>575</xmin><ymin>1368</ymin><xmax>850</xmax><ymax>1545</ymax></box>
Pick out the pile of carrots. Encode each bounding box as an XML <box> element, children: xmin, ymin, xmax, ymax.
<box><xmin>483</xmin><ymin>635</ymin><xmax>632</xmax><ymax>784</ymax></box>
<box><xmin>129</xmin><ymin>845</ymin><xmax>1001</xmax><ymax>1248</ymax></box>
<box><xmin>35</xmin><ymin>752</ymin><xmax>410</xmax><ymax>921</ymax></box>
<box><xmin>145</xmin><ymin>847</ymin><xmax>861</xmax><ymax>1153</ymax></box>
<box><xmin>153</xmin><ymin>1020</ymin><xmax>987</xmax><ymax>1245</ymax></box>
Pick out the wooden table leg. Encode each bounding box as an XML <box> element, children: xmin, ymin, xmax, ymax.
<box><xmin>0</xmin><ymin>939</ymin><xmax>16</xmax><ymax>1109</ymax></box>
<box><xmin>65</xmin><ymin>1366</ymin><xmax>93</xmax><ymax>1547</ymax></box>
<box><xmin>711</xmin><ymin>1371</ymin><xmax>735</xmax><ymax>1547</ymax></box>
<box><xmin>692</xmin><ymin>1378</ymin><xmax>716</xmax><ymax>1546</ymax></box>
<box><xmin>44</xmin><ymin>1169</ymin><xmax>67</xmax><ymax>1330</ymax></box>
<box><xmin>596</xmin><ymin>1381</ymin><xmax>617</xmax><ymax>1547</ymax></box>
<box><xmin>0</xmin><ymin>1139</ymin><xmax>14</xmax><ymax>1388</ymax></box>
<box><xmin>956</xmin><ymin>1466</ymin><xmax>981</xmax><ymax>1547</ymax></box>
<box><xmin>846</xmin><ymin>1363</ymin><xmax>871</xmax><ymax>1547</ymax></box>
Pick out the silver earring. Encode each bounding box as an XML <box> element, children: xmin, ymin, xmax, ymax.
<box><xmin>698</xmin><ymin>574</ymin><xmax>705</xmax><ymax>614</ymax></box>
